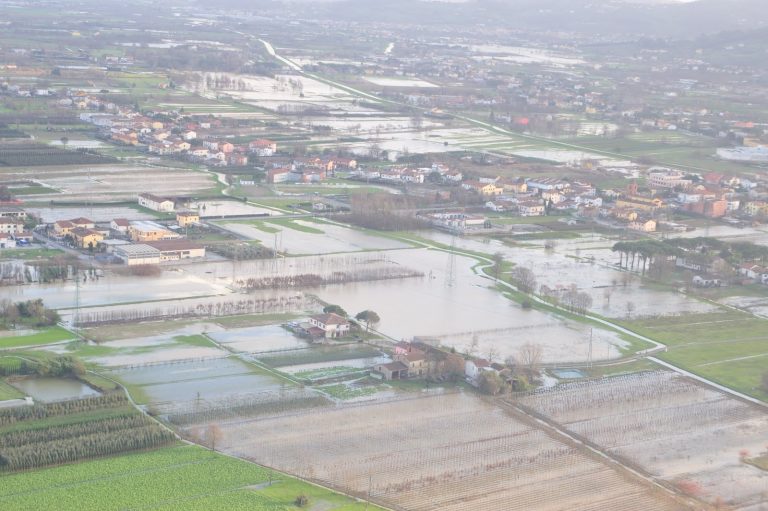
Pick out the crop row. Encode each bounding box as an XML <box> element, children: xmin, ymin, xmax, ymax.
<box><xmin>0</xmin><ymin>393</ymin><xmax>128</xmax><ymax>427</ymax></box>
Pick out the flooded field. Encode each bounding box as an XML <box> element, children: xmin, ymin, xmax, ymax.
<box><xmin>518</xmin><ymin>372</ymin><xmax>768</xmax><ymax>510</ymax></box>
<box><xmin>209</xmin><ymin>324</ymin><xmax>308</xmax><ymax>353</ymax></box>
<box><xmin>423</xmin><ymin>231</ymin><xmax>717</xmax><ymax>319</ymax></box>
<box><xmin>190</xmin><ymin>199</ymin><xmax>282</xmax><ymax>217</ymax></box>
<box><xmin>203</xmin><ymin>392</ymin><xmax>689</xmax><ymax>511</ymax></box>
<box><xmin>218</xmin><ymin>221</ymin><xmax>411</xmax><ymax>254</ymax></box>
<box><xmin>318</xmin><ymin>248</ymin><xmax>628</xmax><ymax>362</ymax></box>
<box><xmin>0</xmin><ymin>164</ymin><xmax>213</xmax><ymax>201</ymax></box>
<box><xmin>363</xmin><ymin>77</ymin><xmax>438</xmax><ymax>87</ymax></box>
<box><xmin>77</xmin><ymin>335</ymin><xmax>225</xmax><ymax>368</ymax></box>
<box><xmin>7</xmin><ymin>270</ymin><xmax>231</xmax><ymax>310</ymax></box>
<box><xmin>108</xmin><ymin>357</ymin><xmax>283</xmax><ymax>404</ymax></box>
<box><xmin>10</xmin><ymin>377</ymin><xmax>101</xmax><ymax>402</ymax></box>
<box><xmin>197</xmin><ymin>72</ymin><xmax>367</xmax><ymax>112</ymax></box>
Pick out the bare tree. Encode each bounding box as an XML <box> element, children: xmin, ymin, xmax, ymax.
<box><xmin>511</xmin><ymin>267</ymin><xmax>537</xmax><ymax>293</ymax></box>
<box><xmin>206</xmin><ymin>423</ymin><xmax>223</xmax><ymax>451</ymax></box>
<box><xmin>518</xmin><ymin>342</ymin><xmax>543</xmax><ymax>377</ymax></box>
<box><xmin>626</xmin><ymin>301</ymin><xmax>635</xmax><ymax>319</ymax></box>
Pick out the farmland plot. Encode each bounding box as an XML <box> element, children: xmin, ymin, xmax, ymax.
<box><xmin>199</xmin><ymin>392</ymin><xmax>691</xmax><ymax>511</ymax></box>
<box><xmin>517</xmin><ymin>372</ymin><xmax>768</xmax><ymax>509</ymax></box>
<box><xmin>0</xmin><ymin>164</ymin><xmax>214</xmax><ymax>201</ymax></box>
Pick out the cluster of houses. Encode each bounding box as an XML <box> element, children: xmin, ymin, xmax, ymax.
<box><xmin>46</xmin><ymin>196</ymin><xmax>206</xmax><ymax>265</ymax></box>
<box><xmin>479</xmin><ymin>176</ymin><xmax>599</xmax><ymax>218</ymax></box>
<box><xmin>265</xmin><ymin>156</ymin><xmax>357</xmax><ymax>184</ymax></box>
<box><xmin>73</xmin><ymin>96</ymin><xmax>280</xmax><ymax>168</ymax></box>
<box><xmin>349</xmin><ymin>163</ymin><xmax>462</xmax><ymax>185</ymax></box>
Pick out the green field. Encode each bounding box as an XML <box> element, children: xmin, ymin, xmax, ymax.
<box><xmin>0</xmin><ymin>327</ymin><xmax>75</xmax><ymax>349</ymax></box>
<box><xmin>0</xmin><ymin>445</ymin><xmax>383</xmax><ymax>511</ymax></box>
<box><xmin>0</xmin><ymin>380</ymin><xmax>24</xmax><ymax>401</ymax></box>
<box><xmin>621</xmin><ymin>311</ymin><xmax>768</xmax><ymax>400</ymax></box>
<box><xmin>0</xmin><ymin>248</ymin><xmax>64</xmax><ymax>260</ymax></box>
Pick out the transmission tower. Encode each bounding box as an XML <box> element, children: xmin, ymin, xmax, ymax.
<box><xmin>73</xmin><ymin>267</ymin><xmax>81</xmax><ymax>329</ymax></box>
<box><xmin>445</xmin><ymin>234</ymin><xmax>457</xmax><ymax>287</ymax></box>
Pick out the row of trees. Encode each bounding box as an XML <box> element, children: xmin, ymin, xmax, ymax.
<box><xmin>0</xmin><ymin>393</ymin><xmax>128</xmax><ymax>428</ymax></box>
<box><xmin>0</xmin><ymin>423</ymin><xmax>175</xmax><ymax>472</ymax></box>
<box><xmin>612</xmin><ymin>237</ymin><xmax>768</xmax><ymax>276</ymax></box>
<box><xmin>238</xmin><ymin>266</ymin><xmax>422</xmax><ymax>291</ymax></box>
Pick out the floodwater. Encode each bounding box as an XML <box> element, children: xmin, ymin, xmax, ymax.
<box><xmin>317</xmin><ymin>248</ymin><xmax>628</xmax><ymax>363</ymax></box>
<box><xmin>219</xmin><ymin>221</ymin><xmax>410</xmax><ymax>254</ymax></box>
<box><xmin>109</xmin><ymin>357</ymin><xmax>282</xmax><ymax>403</ymax></box>
<box><xmin>422</xmin><ymin>231</ymin><xmax>717</xmax><ymax>319</ymax></box>
<box><xmin>189</xmin><ymin>200</ymin><xmax>281</xmax><ymax>218</ymax></box>
<box><xmin>6</xmin><ymin>271</ymin><xmax>231</xmax><ymax>309</ymax></box>
<box><xmin>11</xmin><ymin>377</ymin><xmax>101</xmax><ymax>402</ymax></box>
<box><xmin>278</xmin><ymin>355</ymin><xmax>392</xmax><ymax>376</ymax></box>
<box><xmin>84</xmin><ymin>336</ymin><xmax>226</xmax><ymax>368</ymax></box>
<box><xmin>209</xmin><ymin>324</ymin><xmax>309</xmax><ymax>353</ymax></box>
<box><xmin>363</xmin><ymin>77</ymin><xmax>438</xmax><ymax>88</ymax></box>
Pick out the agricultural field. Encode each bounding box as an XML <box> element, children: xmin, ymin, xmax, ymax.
<box><xmin>194</xmin><ymin>392</ymin><xmax>693</xmax><ymax>511</ymax></box>
<box><xmin>517</xmin><ymin>372</ymin><xmax>768</xmax><ymax>510</ymax></box>
<box><xmin>217</xmin><ymin>219</ymin><xmax>411</xmax><ymax>255</ymax></box>
<box><xmin>0</xmin><ymin>326</ymin><xmax>76</xmax><ymax>349</ymax></box>
<box><xmin>0</xmin><ymin>393</ymin><xmax>174</xmax><ymax>472</ymax></box>
<box><xmin>0</xmin><ymin>163</ymin><xmax>216</xmax><ymax>201</ymax></box>
<box><xmin>0</xmin><ymin>444</ymin><xmax>384</xmax><ymax>511</ymax></box>
<box><xmin>621</xmin><ymin>311</ymin><xmax>768</xmax><ymax>400</ymax></box>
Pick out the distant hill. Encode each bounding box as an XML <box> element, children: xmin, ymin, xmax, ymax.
<box><xmin>208</xmin><ymin>0</ymin><xmax>768</xmax><ymax>39</ymax></box>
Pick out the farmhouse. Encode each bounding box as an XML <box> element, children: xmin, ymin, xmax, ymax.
<box><xmin>114</xmin><ymin>244</ymin><xmax>162</xmax><ymax>266</ymax></box>
<box><xmin>308</xmin><ymin>313</ymin><xmax>350</xmax><ymax>339</ymax></box>
<box><xmin>394</xmin><ymin>350</ymin><xmax>428</xmax><ymax>378</ymax></box>
<box><xmin>372</xmin><ymin>361</ymin><xmax>409</xmax><ymax>381</ymax></box>
<box><xmin>138</xmin><ymin>193</ymin><xmax>175</xmax><ymax>213</ymax></box>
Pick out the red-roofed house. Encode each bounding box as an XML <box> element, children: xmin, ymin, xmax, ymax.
<box><xmin>309</xmin><ymin>313</ymin><xmax>350</xmax><ymax>338</ymax></box>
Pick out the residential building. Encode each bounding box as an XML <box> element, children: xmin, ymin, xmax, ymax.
<box><xmin>249</xmin><ymin>139</ymin><xmax>277</xmax><ymax>157</ymax></box>
<box><xmin>0</xmin><ymin>233</ymin><xmax>16</xmax><ymax>248</ymax></box>
<box><xmin>176</xmin><ymin>211</ymin><xmax>200</xmax><ymax>228</ymax></box>
<box><xmin>518</xmin><ymin>200</ymin><xmax>546</xmax><ymax>217</ymax></box>
<box><xmin>372</xmin><ymin>362</ymin><xmax>409</xmax><ymax>381</ymax></box>
<box><xmin>647</xmin><ymin>168</ymin><xmax>692</xmax><ymax>189</ymax></box>
<box><xmin>110</xmin><ymin>218</ymin><xmax>130</xmax><ymax>234</ymax></box>
<box><xmin>128</xmin><ymin>221</ymin><xmax>180</xmax><ymax>242</ymax></box>
<box><xmin>70</xmin><ymin>227</ymin><xmax>105</xmax><ymax>249</ymax></box>
<box><xmin>308</xmin><ymin>313</ymin><xmax>350</xmax><ymax>339</ymax></box>
<box><xmin>138</xmin><ymin>193</ymin><xmax>175</xmax><ymax>213</ymax></box>
<box><xmin>0</xmin><ymin>217</ymin><xmax>24</xmax><ymax>234</ymax></box>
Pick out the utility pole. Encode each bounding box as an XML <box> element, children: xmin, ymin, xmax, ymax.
<box><xmin>72</xmin><ymin>266</ymin><xmax>81</xmax><ymax>329</ymax></box>
<box><xmin>588</xmin><ymin>328</ymin><xmax>593</xmax><ymax>368</ymax></box>
<box><xmin>445</xmin><ymin>234</ymin><xmax>456</xmax><ymax>288</ymax></box>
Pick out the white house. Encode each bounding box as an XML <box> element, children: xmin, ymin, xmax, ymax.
<box><xmin>138</xmin><ymin>193</ymin><xmax>175</xmax><ymax>213</ymax></box>
<box><xmin>465</xmin><ymin>358</ymin><xmax>492</xmax><ymax>384</ymax></box>
<box><xmin>308</xmin><ymin>313</ymin><xmax>350</xmax><ymax>339</ymax></box>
